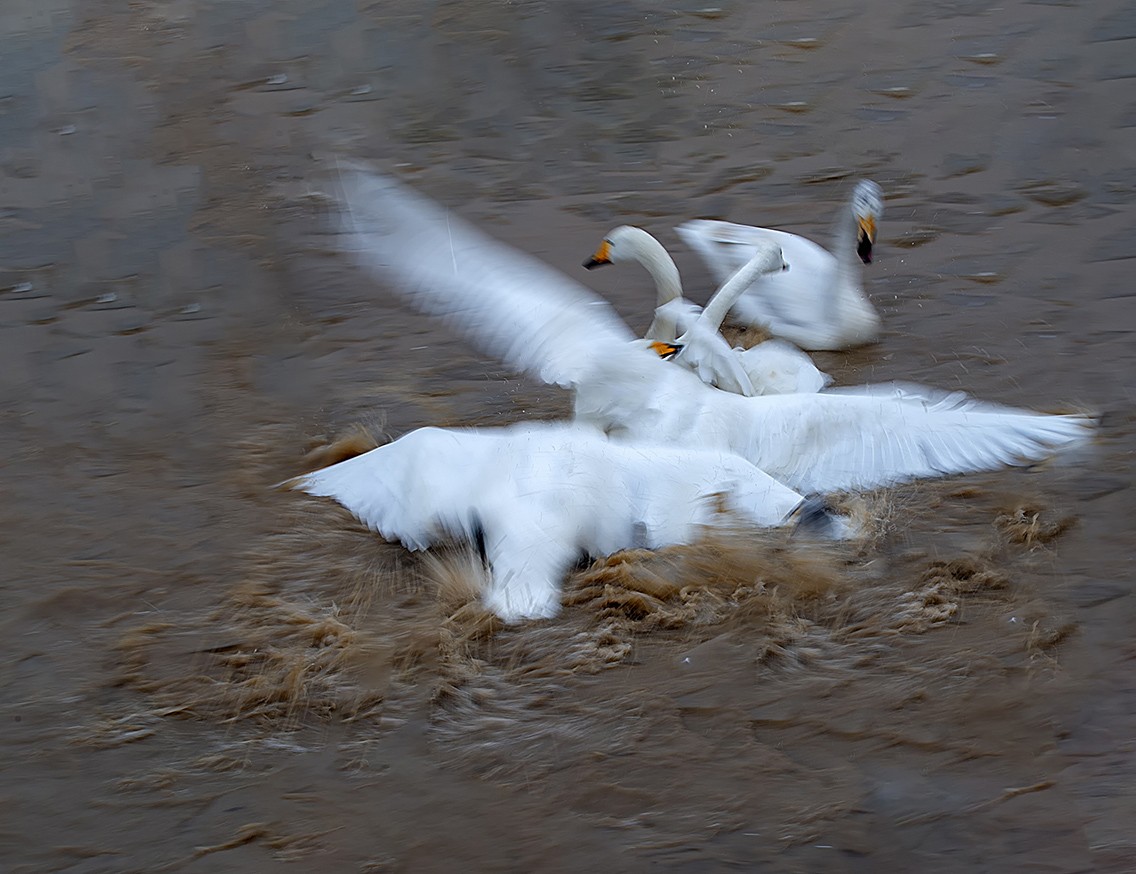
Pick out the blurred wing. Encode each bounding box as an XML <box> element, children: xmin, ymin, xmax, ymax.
<box><xmin>739</xmin><ymin>385</ymin><xmax>1095</xmax><ymax>493</ymax></box>
<box><xmin>334</xmin><ymin>163</ymin><xmax>639</xmax><ymax>389</ymax></box>
<box><xmin>287</xmin><ymin>428</ymin><xmax>491</xmax><ymax>551</ymax></box>
<box><xmin>676</xmin><ymin>219</ymin><xmax>831</xmax><ymax>284</ymax></box>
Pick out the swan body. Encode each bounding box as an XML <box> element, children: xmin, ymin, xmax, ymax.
<box><xmin>675</xmin><ymin>180</ymin><xmax>884</xmax><ymax>350</ymax></box>
<box><xmin>288</xmin><ymin>422</ymin><xmax>816</xmax><ymax>622</ymax></box>
<box><xmin>735</xmin><ymin>338</ymin><xmax>831</xmax><ymax>395</ymax></box>
<box><xmin>586</xmin><ymin>225</ymin><xmax>831</xmax><ymax>395</ymax></box>
<box><xmin>333</xmin><ymin>164</ymin><xmax>1093</xmax><ymax>495</ymax></box>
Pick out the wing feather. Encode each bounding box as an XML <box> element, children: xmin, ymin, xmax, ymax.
<box><xmin>728</xmin><ymin>386</ymin><xmax>1094</xmax><ymax>493</ymax></box>
<box><xmin>334</xmin><ymin>163</ymin><xmax>642</xmax><ymax>390</ymax></box>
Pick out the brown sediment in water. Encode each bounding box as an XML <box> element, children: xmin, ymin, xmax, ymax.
<box><xmin>4</xmin><ymin>0</ymin><xmax>1135</xmax><ymax>869</ymax></box>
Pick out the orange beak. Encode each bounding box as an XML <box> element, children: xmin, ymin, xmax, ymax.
<box><xmin>649</xmin><ymin>340</ymin><xmax>682</xmax><ymax>359</ymax></box>
<box><xmin>583</xmin><ymin>240</ymin><xmax>612</xmax><ymax>269</ymax></box>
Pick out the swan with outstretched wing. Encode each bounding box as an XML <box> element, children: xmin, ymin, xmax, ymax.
<box><xmin>333</xmin><ymin>163</ymin><xmax>1094</xmax><ymax>495</ymax></box>
<box><xmin>676</xmin><ymin>180</ymin><xmax>884</xmax><ymax>350</ymax></box>
<box><xmin>286</xmin><ymin>422</ymin><xmax>825</xmax><ymax>622</ymax></box>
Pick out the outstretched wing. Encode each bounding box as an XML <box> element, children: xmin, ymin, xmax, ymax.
<box><xmin>286</xmin><ymin>427</ymin><xmax>491</xmax><ymax>551</ymax></box>
<box><xmin>334</xmin><ymin>162</ymin><xmax>643</xmax><ymax>390</ymax></box>
<box><xmin>734</xmin><ymin>384</ymin><xmax>1095</xmax><ymax>493</ymax></box>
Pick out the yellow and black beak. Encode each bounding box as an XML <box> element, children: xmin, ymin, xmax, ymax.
<box><xmin>583</xmin><ymin>240</ymin><xmax>612</xmax><ymax>270</ymax></box>
<box><xmin>649</xmin><ymin>340</ymin><xmax>683</xmax><ymax>360</ymax></box>
<box><xmin>856</xmin><ymin>215</ymin><xmax>876</xmax><ymax>264</ymax></box>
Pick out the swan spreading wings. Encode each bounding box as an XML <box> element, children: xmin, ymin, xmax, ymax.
<box><xmin>333</xmin><ymin>163</ymin><xmax>1093</xmax><ymax>496</ymax></box>
<box><xmin>676</xmin><ymin>180</ymin><xmax>884</xmax><ymax>350</ymax></box>
<box><xmin>288</xmin><ymin>422</ymin><xmax>833</xmax><ymax>622</ymax></box>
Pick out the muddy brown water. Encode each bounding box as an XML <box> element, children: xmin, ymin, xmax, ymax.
<box><xmin>2</xmin><ymin>0</ymin><xmax>1135</xmax><ymax>871</ymax></box>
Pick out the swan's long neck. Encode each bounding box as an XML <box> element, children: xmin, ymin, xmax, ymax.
<box><xmin>831</xmin><ymin>200</ymin><xmax>863</xmax><ymax>297</ymax></box>
<box><xmin>822</xmin><ymin>196</ymin><xmax>881</xmax><ymax>346</ymax></box>
<box><xmin>620</xmin><ymin>229</ymin><xmax>684</xmax><ymax>342</ymax></box>
<box><xmin>699</xmin><ymin>244</ymin><xmax>784</xmax><ymax>332</ymax></box>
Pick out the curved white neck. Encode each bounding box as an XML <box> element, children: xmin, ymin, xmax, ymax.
<box><xmin>619</xmin><ymin>228</ymin><xmax>684</xmax><ymax>306</ymax></box>
<box><xmin>831</xmin><ymin>200</ymin><xmax>864</xmax><ymax>294</ymax></box>
<box><xmin>699</xmin><ymin>244</ymin><xmax>784</xmax><ymax>332</ymax></box>
<box><xmin>616</xmin><ymin>229</ymin><xmax>685</xmax><ymax>342</ymax></box>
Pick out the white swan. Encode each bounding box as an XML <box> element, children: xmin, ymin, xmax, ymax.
<box><xmin>333</xmin><ymin>164</ymin><xmax>1093</xmax><ymax>495</ymax></box>
<box><xmin>675</xmin><ymin>180</ymin><xmax>884</xmax><ymax>350</ymax></box>
<box><xmin>634</xmin><ymin>249</ymin><xmax>783</xmax><ymax>398</ymax></box>
<box><xmin>287</xmin><ymin>422</ymin><xmax>825</xmax><ymax>622</ymax></box>
<box><xmin>584</xmin><ymin>225</ymin><xmax>831</xmax><ymax>395</ymax></box>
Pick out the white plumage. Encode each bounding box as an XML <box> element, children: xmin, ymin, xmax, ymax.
<box><xmin>675</xmin><ymin>180</ymin><xmax>884</xmax><ymax>350</ymax></box>
<box><xmin>288</xmin><ymin>422</ymin><xmax>814</xmax><ymax>622</ymax></box>
<box><xmin>333</xmin><ymin>163</ymin><xmax>1093</xmax><ymax>495</ymax></box>
<box><xmin>732</xmin><ymin>338</ymin><xmax>831</xmax><ymax>395</ymax></box>
<box><xmin>585</xmin><ymin>225</ymin><xmax>831</xmax><ymax>395</ymax></box>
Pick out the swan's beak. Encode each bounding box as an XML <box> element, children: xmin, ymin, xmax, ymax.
<box><xmin>583</xmin><ymin>240</ymin><xmax>612</xmax><ymax>269</ymax></box>
<box><xmin>649</xmin><ymin>340</ymin><xmax>683</xmax><ymax>360</ymax></box>
<box><xmin>856</xmin><ymin>215</ymin><xmax>876</xmax><ymax>264</ymax></box>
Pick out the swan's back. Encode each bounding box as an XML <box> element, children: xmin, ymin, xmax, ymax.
<box><xmin>737</xmin><ymin>339</ymin><xmax>832</xmax><ymax>395</ymax></box>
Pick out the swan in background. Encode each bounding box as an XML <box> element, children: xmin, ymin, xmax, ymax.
<box><xmin>332</xmin><ymin>163</ymin><xmax>1093</xmax><ymax>495</ymax></box>
<box><xmin>676</xmin><ymin>180</ymin><xmax>884</xmax><ymax>350</ymax></box>
<box><xmin>286</xmin><ymin>422</ymin><xmax>832</xmax><ymax>622</ymax></box>
<box><xmin>584</xmin><ymin>225</ymin><xmax>831</xmax><ymax>395</ymax></box>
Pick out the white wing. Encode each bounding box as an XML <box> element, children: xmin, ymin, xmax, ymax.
<box><xmin>288</xmin><ymin>422</ymin><xmax>814</xmax><ymax>622</ymax></box>
<box><xmin>335</xmin><ymin>163</ymin><xmax>651</xmax><ymax>391</ymax></box>
<box><xmin>675</xmin><ymin>218</ymin><xmax>879</xmax><ymax>350</ymax></box>
<box><xmin>717</xmin><ymin>385</ymin><xmax>1095</xmax><ymax>494</ymax></box>
<box><xmin>676</xmin><ymin>220</ymin><xmax>833</xmax><ymax>287</ymax></box>
<box><xmin>287</xmin><ymin>426</ymin><xmax>496</xmax><ymax>551</ymax></box>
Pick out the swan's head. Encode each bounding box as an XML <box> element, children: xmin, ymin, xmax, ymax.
<box><xmin>749</xmin><ymin>239</ymin><xmax>790</xmax><ymax>275</ymax></box>
<box><xmin>583</xmin><ymin>225</ymin><xmax>657</xmax><ymax>269</ymax></box>
<box><xmin>850</xmin><ymin>180</ymin><xmax>883</xmax><ymax>265</ymax></box>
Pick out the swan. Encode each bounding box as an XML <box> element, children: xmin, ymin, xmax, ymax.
<box><xmin>632</xmin><ymin>248</ymin><xmax>783</xmax><ymax>397</ymax></box>
<box><xmin>584</xmin><ymin>225</ymin><xmax>831</xmax><ymax>395</ymax></box>
<box><xmin>332</xmin><ymin>163</ymin><xmax>1093</xmax><ymax>495</ymax></box>
<box><xmin>286</xmin><ymin>422</ymin><xmax>831</xmax><ymax>622</ymax></box>
<box><xmin>675</xmin><ymin>180</ymin><xmax>884</xmax><ymax>350</ymax></box>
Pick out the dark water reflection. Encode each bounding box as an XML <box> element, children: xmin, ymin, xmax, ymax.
<box><xmin>2</xmin><ymin>0</ymin><xmax>1135</xmax><ymax>870</ymax></box>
